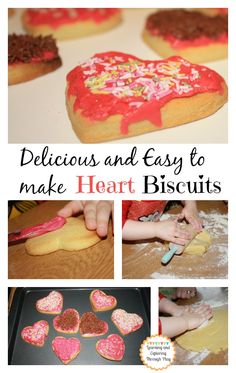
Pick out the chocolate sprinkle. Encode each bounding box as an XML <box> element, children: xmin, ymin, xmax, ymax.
<box><xmin>55</xmin><ymin>310</ymin><xmax>79</xmax><ymax>330</ymax></box>
<box><xmin>146</xmin><ymin>9</ymin><xmax>228</xmax><ymax>41</ymax></box>
<box><xmin>80</xmin><ymin>312</ymin><xmax>106</xmax><ymax>334</ymax></box>
<box><xmin>8</xmin><ymin>34</ymin><xmax>59</xmax><ymax>64</ymax></box>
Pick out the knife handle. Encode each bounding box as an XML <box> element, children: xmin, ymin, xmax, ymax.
<box><xmin>161</xmin><ymin>246</ymin><xmax>179</xmax><ymax>265</ymax></box>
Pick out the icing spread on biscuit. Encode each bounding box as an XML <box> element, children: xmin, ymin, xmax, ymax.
<box><xmin>91</xmin><ymin>290</ymin><xmax>117</xmax><ymax>308</ymax></box>
<box><xmin>25</xmin><ymin>8</ymin><xmax>121</xmax><ymax>28</ymax></box>
<box><xmin>36</xmin><ymin>291</ymin><xmax>63</xmax><ymax>313</ymax></box>
<box><xmin>145</xmin><ymin>10</ymin><xmax>228</xmax><ymax>49</ymax></box>
<box><xmin>66</xmin><ymin>52</ymin><xmax>225</xmax><ymax>133</ymax></box>
<box><xmin>111</xmin><ymin>309</ymin><xmax>143</xmax><ymax>334</ymax></box>
<box><xmin>96</xmin><ymin>334</ymin><xmax>125</xmax><ymax>361</ymax></box>
<box><xmin>52</xmin><ymin>337</ymin><xmax>80</xmax><ymax>364</ymax></box>
<box><xmin>21</xmin><ymin>320</ymin><xmax>48</xmax><ymax>345</ymax></box>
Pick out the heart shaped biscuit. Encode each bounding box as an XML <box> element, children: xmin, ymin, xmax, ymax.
<box><xmin>96</xmin><ymin>334</ymin><xmax>125</xmax><ymax>361</ymax></box>
<box><xmin>111</xmin><ymin>309</ymin><xmax>143</xmax><ymax>335</ymax></box>
<box><xmin>90</xmin><ymin>289</ymin><xmax>117</xmax><ymax>312</ymax></box>
<box><xmin>36</xmin><ymin>291</ymin><xmax>63</xmax><ymax>314</ymax></box>
<box><xmin>66</xmin><ymin>51</ymin><xmax>227</xmax><ymax>143</ymax></box>
<box><xmin>79</xmin><ymin>312</ymin><xmax>108</xmax><ymax>337</ymax></box>
<box><xmin>21</xmin><ymin>320</ymin><xmax>49</xmax><ymax>347</ymax></box>
<box><xmin>52</xmin><ymin>336</ymin><xmax>81</xmax><ymax>364</ymax></box>
<box><xmin>53</xmin><ymin>308</ymin><xmax>80</xmax><ymax>334</ymax></box>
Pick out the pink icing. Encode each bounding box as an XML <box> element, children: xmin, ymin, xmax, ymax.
<box><xmin>91</xmin><ymin>290</ymin><xmax>117</xmax><ymax>309</ymax></box>
<box><xmin>111</xmin><ymin>309</ymin><xmax>143</xmax><ymax>334</ymax></box>
<box><xmin>36</xmin><ymin>291</ymin><xmax>63</xmax><ymax>313</ymax></box>
<box><xmin>52</xmin><ymin>336</ymin><xmax>81</xmax><ymax>364</ymax></box>
<box><xmin>96</xmin><ymin>334</ymin><xmax>125</xmax><ymax>361</ymax></box>
<box><xmin>21</xmin><ymin>320</ymin><xmax>48</xmax><ymax>345</ymax></box>
<box><xmin>9</xmin><ymin>216</ymin><xmax>66</xmax><ymax>242</ymax></box>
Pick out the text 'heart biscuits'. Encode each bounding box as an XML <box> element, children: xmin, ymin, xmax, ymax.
<box><xmin>36</xmin><ymin>291</ymin><xmax>63</xmax><ymax>314</ymax></box>
<box><xmin>96</xmin><ymin>334</ymin><xmax>125</xmax><ymax>361</ymax></box>
<box><xmin>21</xmin><ymin>320</ymin><xmax>49</xmax><ymax>347</ymax></box>
<box><xmin>90</xmin><ymin>289</ymin><xmax>117</xmax><ymax>312</ymax></box>
<box><xmin>111</xmin><ymin>309</ymin><xmax>143</xmax><ymax>335</ymax></box>
<box><xmin>53</xmin><ymin>308</ymin><xmax>80</xmax><ymax>334</ymax></box>
<box><xmin>79</xmin><ymin>312</ymin><xmax>108</xmax><ymax>337</ymax></box>
<box><xmin>52</xmin><ymin>336</ymin><xmax>81</xmax><ymax>364</ymax></box>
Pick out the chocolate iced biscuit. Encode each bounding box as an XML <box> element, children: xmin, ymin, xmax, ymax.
<box><xmin>146</xmin><ymin>10</ymin><xmax>228</xmax><ymax>40</ymax></box>
<box><xmin>143</xmin><ymin>9</ymin><xmax>228</xmax><ymax>63</ymax></box>
<box><xmin>8</xmin><ymin>34</ymin><xmax>62</xmax><ymax>85</ymax></box>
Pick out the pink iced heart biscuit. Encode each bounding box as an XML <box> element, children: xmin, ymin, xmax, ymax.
<box><xmin>21</xmin><ymin>320</ymin><xmax>49</xmax><ymax>347</ymax></box>
<box><xmin>90</xmin><ymin>289</ymin><xmax>117</xmax><ymax>312</ymax></box>
<box><xmin>52</xmin><ymin>336</ymin><xmax>81</xmax><ymax>364</ymax></box>
<box><xmin>111</xmin><ymin>309</ymin><xmax>143</xmax><ymax>335</ymax></box>
<box><xmin>36</xmin><ymin>291</ymin><xmax>63</xmax><ymax>314</ymax></box>
<box><xmin>53</xmin><ymin>308</ymin><xmax>80</xmax><ymax>333</ymax></box>
<box><xmin>96</xmin><ymin>334</ymin><xmax>125</xmax><ymax>361</ymax></box>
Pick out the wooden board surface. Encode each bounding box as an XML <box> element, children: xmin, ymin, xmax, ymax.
<box><xmin>122</xmin><ymin>201</ymin><xmax>228</xmax><ymax>279</ymax></box>
<box><xmin>172</xmin><ymin>287</ymin><xmax>228</xmax><ymax>365</ymax></box>
<box><xmin>8</xmin><ymin>201</ymin><xmax>114</xmax><ymax>279</ymax></box>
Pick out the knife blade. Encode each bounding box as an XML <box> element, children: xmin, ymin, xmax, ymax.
<box><xmin>8</xmin><ymin>216</ymin><xmax>66</xmax><ymax>245</ymax></box>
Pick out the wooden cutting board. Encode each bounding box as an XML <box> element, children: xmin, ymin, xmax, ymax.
<box><xmin>8</xmin><ymin>201</ymin><xmax>114</xmax><ymax>279</ymax></box>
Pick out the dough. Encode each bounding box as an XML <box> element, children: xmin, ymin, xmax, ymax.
<box><xmin>176</xmin><ymin>306</ymin><xmax>228</xmax><ymax>353</ymax></box>
<box><xmin>184</xmin><ymin>230</ymin><xmax>212</xmax><ymax>255</ymax></box>
<box><xmin>25</xmin><ymin>217</ymin><xmax>101</xmax><ymax>255</ymax></box>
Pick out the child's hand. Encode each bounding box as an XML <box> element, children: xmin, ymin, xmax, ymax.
<box><xmin>155</xmin><ymin>220</ymin><xmax>193</xmax><ymax>245</ymax></box>
<box><xmin>58</xmin><ymin>201</ymin><xmax>113</xmax><ymax>238</ymax></box>
<box><xmin>179</xmin><ymin>201</ymin><xmax>202</xmax><ymax>231</ymax></box>
<box><xmin>183</xmin><ymin>304</ymin><xmax>213</xmax><ymax>330</ymax></box>
<box><xmin>172</xmin><ymin>287</ymin><xmax>197</xmax><ymax>299</ymax></box>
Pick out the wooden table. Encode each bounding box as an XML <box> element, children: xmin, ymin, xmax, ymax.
<box><xmin>172</xmin><ymin>287</ymin><xmax>228</xmax><ymax>365</ymax></box>
<box><xmin>122</xmin><ymin>201</ymin><xmax>228</xmax><ymax>279</ymax></box>
<box><xmin>8</xmin><ymin>201</ymin><xmax>114</xmax><ymax>279</ymax></box>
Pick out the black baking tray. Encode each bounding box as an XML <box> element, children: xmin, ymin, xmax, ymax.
<box><xmin>8</xmin><ymin>287</ymin><xmax>150</xmax><ymax>365</ymax></box>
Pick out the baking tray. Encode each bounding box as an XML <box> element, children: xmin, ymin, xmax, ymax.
<box><xmin>8</xmin><ymin>287</ymin><xmax>150</xmax><ymax>365</ymax></box>
<box><xmin>8</xmin><ymin>8</ymin><xmax>228</xmax><ymax>144</ymax></box>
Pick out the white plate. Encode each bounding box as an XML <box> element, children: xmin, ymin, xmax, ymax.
<box><xmin>8</xmin><ymin>9</ymin><xmax>228</xmax><ymax>144</ymax></box>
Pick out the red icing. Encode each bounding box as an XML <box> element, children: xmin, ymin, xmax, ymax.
<box><xmin>21</xmin><ymin>320</ymin><xmax>49</xmax><ymax>346</ymax></box>
<box><xmin>30</xmin><ymin>51</ymin><xmax>57</xmax><ymax>63</ymax></box>
<box><xmin>161</xmin><ymin>33</ymin><xmax>227</xmax><ymax>49</ymax></box>
<box><xmin>52</xmin><ymin>336</ymin><xmax>81</xmax><ymax>364</ymax></box>
<box><xmin>9</xmin><ymin>216</ymin><xmax>66</xmax><ymax>242</ymax></box>
<box><xmin>25</xmin><ymin>8</ymin><xmax>121</xmax><ymax>28</ymax></box>
<box><xmin>96</xmin><ymin>334</ymin><xmax>125</xmax><ymax>361</ymax></box>
<box><xmin>66</xmin><ymin>52</ymin><xmax>225</xmax><ymax>134</ymax></box>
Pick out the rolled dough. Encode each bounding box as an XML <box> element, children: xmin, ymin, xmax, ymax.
<box><xmin>184</xmin><ymin>230</ymin><xmax>212</xmax><ymax>255</ymax></box>
<box><xmin>176</xmin><ymin>306</ymin><xmax>228</xmax><ymax>353</ymax></box>
<box><xmin>25</xmin><ymin>217</ymin><xmax>101</xmax><ymax>256</ymax></box>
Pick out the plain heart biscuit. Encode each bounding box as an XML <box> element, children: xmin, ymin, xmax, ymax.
<box><xmin>111</xmin><ymin>309</ymin><xmax>143</xmax><ymax>335</ymax></box>
<box><xmin>53</xmin><ymin>308</ymin><xmax>80</xmax><ymax>334</ymax></box>
<box><xmin>52</xmin><ymin>336</ymin><xmax>81</xmax><ymax>364</ymax></box>
<box><xmin>90</xmin><ymin>289</ymin><xmax>117</xmax><ymax>312</ymax></box>
<box><xmin>21</xmin><ymin>320</ymin><xmax>49</xmax><ymax>347</ymax></box>
<box><xmin>25</xmin><ymin>217</ymin><xmax>101</xmax><ymax>256</ymax></box>
<box><xmin>79</xmin><ymin>312</ymin><xmax>108</xmax><ymax>337</ymax></box>
<box><xmin>96</xmin><ymin>334</ymin><xmax>125</xmax><ymax>361</ymax></box>
<box><xmin>36</xmin><ymin>291</ymin><xmax>63</xmax><ymax>314</ymax></box>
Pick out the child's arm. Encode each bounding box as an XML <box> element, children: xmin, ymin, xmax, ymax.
<box><xmin>160</xmin><ymin>304</ymin><xmax>213</xmax><ymax>338</ymax></box>
<box><xmin>122</xmin><ymin>219</ymin><xmax>192</xmax><ymax>245</ymax></box>
<box><xmin>58</xmin><ymin>200</ymin><xmax>113</xmax><ymax>237</ymax></box>
<box><xmin>179</xmin><ymin>201</ymin><xmax>202</xmax><ymax>231</ymax></box>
